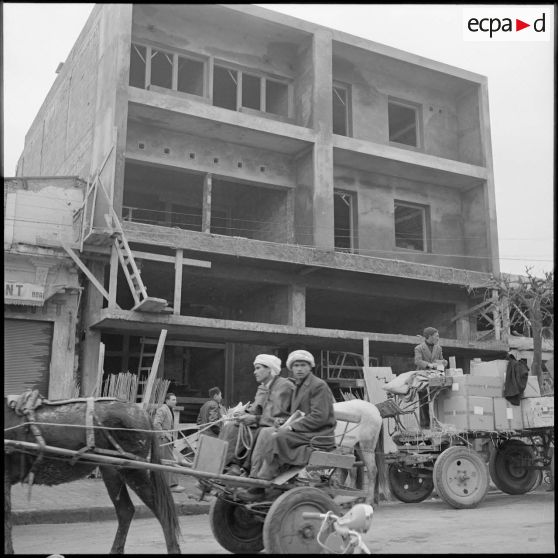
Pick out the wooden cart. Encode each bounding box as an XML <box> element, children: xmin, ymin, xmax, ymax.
<box><xmin>5</xmin><ymin>409</ymin><xmax>368</xmax><ymax>555</ymax></box>
<box><xmin>384</xmin><ymin>377</ymin><xmax>554</xmax><ymax>509</ymax></box>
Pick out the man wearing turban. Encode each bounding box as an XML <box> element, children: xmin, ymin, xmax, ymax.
<box><xmin>239</xmin><ymin>349</ymin><xmax>336</xmax><ymax>498</ymax></box>
<box><xmin>219</xmin><ymin>353</ymin><xmax>293</xmax><ymax>475</ymax></box>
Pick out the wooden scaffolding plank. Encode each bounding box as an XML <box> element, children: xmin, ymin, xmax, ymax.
<box><xmin>141</xmin><ymin>329</ymin><xmax>167</xmax><ymax>410</ymax></box>
<box><xmin>132</xmin><ymin>297</ymin><xmax>168</xmax><ymax>312</ymax></box>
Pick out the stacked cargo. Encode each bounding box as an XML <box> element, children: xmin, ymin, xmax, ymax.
<box><xmin>434</xmin><ymin>359</ymin><xmax>553</xmax><ymax>432</ymax></box>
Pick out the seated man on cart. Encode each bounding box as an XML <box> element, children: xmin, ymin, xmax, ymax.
<box><xmin>219</xmin><ymin>354</ymin><xmax>294</xmax><ymax>475</ymax></box>
<box><xmin>238</xmin><ymin>350</ymin><xmax>336</xmax><ymax>500</ymax></box>
<box><xmin>414</xmin><ymin>326</ymin><xmax>448</xmax><ymax>428</ymax></box>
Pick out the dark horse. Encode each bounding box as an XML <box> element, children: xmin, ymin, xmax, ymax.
<box><xmin>4</xmin><ymin>394</ymin><xmax>181</xmax><ymax>554</ymax></box>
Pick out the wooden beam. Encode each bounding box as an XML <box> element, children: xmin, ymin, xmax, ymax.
<box><xmin>4</xmin><ymin>439</ymin><xmax>274</xmax><ymax>488</ymax></box>
<box><xmin>174</xmin><ymin>249</ymin><xmax>183</xmax><ymax>316</ymax></box>
<box><xmin>141</xmin><ymin>329</ymin><xmax>167</xmax><ymax>410</ymax></box>
<box><xmin>140</xmin><ymin>338</ymin><xmax>225</xmax><ymax>349</ymax></box>
<box><xmin>450</xmin><ymin>298</ymin><xmax>493</xmax><ymax>323</ymax></box>
<box><xmin>83</xmin><ymin>246</ymin><xmax>211</xmax><ymax>268</ymax></box>
<box><xmin>363</xmin><ymin>337</ymin><xmax>370</xmax><ymax>368</ymax></box>
<box><xmin>91</xmin><ymin>342</ymin><xmax>105</xmax><ymax>397</ymax></box>
<box><xmin>63</xmin><ymin>243</ymin><xmax>113</xmax><ymax>304</ymax></box>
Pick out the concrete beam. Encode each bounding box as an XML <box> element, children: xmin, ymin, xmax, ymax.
<box><xmin>120</xmin><ymin>222</ymin><xmax>492</xmax><ymax>287</ymax></box>
<box><xmin>127</xmin><ymin>89</ymin><xmax>316</xmax><ymax>154</ymax></box>
<box><xmin>91</xmin><ymin>307</ymin><xmax>508</xmax><ymax>356</ymax></box>
<box><xmin>333</xmin><ymin>137</ymin><xmax>487</xmax><ymax>189</ymax></box>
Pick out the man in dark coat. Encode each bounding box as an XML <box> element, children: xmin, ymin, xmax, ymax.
<box><xmin>504</xmin><ymin>351</ymin><xmax>530</xmax><ymax>405</ymax></box>
<box><xmin>196</xmin><ymin>386</ymin><xmax>225</xmax><ymax>437</ymax></box>
<box><xmin>245</xmin><ymin>349</ymin><xmax>336</xmax><ymax>489</ymax></box>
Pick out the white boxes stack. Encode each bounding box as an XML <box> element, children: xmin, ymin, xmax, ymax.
<box><xmin>466</xmin><ymin>358</ymin><xmax>554</xmax><ymax>430</ymax></box>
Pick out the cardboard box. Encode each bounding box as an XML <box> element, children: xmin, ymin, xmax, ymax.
<box><xmin>470</xmin><ymin>360</ymin><xmax>508</xmax><ymax>379</ymax></box>
<box><xmin>449</xmin><ymin>375</ymin><xmax>504</xmax><ymax>398</ymax></box>
<box><xmin>493</xmin><ymin>397</ymin><xmax>524</xmax><ymax>431</ymax></box>
<box><xmin>521</xmin><ymin>396</ymin><xmax>554</xmax><ymax>428</ymax></box>
<box><xmin>521</xmin><ymin>376</ymin><xmax>542</xmax><ymax>398</ymax></box>
<box><xmin>438</xmin><ymin>395</ymin><xmax>495</xmax><ymax>431</ymax></box>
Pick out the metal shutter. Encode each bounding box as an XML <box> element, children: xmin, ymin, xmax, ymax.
<box><xmin>4</xmin><ymin>319</ymin><xmax>53</xmax><ymax>396</ymax></box>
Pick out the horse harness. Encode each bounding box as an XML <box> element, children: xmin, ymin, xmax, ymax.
<box><xmin>10</xmin><ymin>390</ymin><xmax>148</xmax><ymax>484</ymax></box>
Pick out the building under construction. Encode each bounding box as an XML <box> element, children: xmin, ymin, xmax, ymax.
<box><xmin>6</xmin><ymin>5</ymin><xmax>509</xmax><ymax>419</ymax></box>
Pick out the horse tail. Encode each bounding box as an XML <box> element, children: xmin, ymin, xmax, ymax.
<box><xmin>374</xmin><ymin>423</ymin><xmax>391</xmax><ymax>504</ymax></box>
<box><xmin>149</xmin><ymin>433</ymin><xmax>182</xmax><ymax>538</ymax></box>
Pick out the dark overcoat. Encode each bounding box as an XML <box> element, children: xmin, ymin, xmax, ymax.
<box><xmin>271</xmin><ymin>373</ymin><xmax>336</xmax><ymax>467</ymax></box>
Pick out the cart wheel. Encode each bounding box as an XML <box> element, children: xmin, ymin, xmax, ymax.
<box><xmin>263</xmin><ymin>487</ymin><xmax>341</xmax><ymax>554</ymax></box>
<box><xmin>209</xmin><ymin>496</ymin><xmax>264</xmax><ymax>553</ymax></box>
<box><xmin>489</xmin><ymin>439</ymin><xmax>540</xmax><ymax>495</ymax></box>
<box><xmin>433</xmin><ymin>446</ymin><xmax>489</xmax><ymax>509</ymax></box>
<box><xmin>388</xmin><ymin>463</ymin><xmax>434</xmax><ymax>503</ymax></box>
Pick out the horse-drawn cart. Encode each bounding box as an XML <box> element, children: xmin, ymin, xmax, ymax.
<box><xmin>383</xmin><ymin>376</ymin><xmax>554</xmax><ymax>509</ymax></box>
<box><xmin>5</xmin><ymin>401</ymin><xmax>372</xmax><ymax>555</ymax></box>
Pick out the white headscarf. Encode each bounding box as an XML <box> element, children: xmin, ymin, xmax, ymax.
<box><xmin>286</xmin><ymin>350</ymin><xmax>315</xmax><ymax>370</ymax></box>
<box><xmin>253</xmin><ymin>354</ymin><xmax>282</xmax><ymax>376</ymax></box>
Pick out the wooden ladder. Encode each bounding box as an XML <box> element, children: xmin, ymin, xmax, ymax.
<box><xmin>101</xmin><ymin>189</ymin><xmax>167</xmax><ymax>313</ymax></box>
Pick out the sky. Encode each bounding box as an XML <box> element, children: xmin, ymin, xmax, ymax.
<box><xmin>2</xmin><ymin>4</ymin><xmax>554</xmax><ymax>277</ymax></box>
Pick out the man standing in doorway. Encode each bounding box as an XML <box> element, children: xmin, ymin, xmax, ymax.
<box><xmin>153</xmin><ymin>392</ymin><xmax>185</xmax><ymax>492</ymax></box>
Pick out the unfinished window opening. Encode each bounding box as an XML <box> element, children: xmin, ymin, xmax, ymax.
<box><xmin>129</xmin><ymin>44</ymin><xmax>147</xmax><ymax>88</ymax></box>
<box><xmin>150</xmin><ymin>48</ymin><xmax>173</xmax><ymax>89</ymax></box>
<box><xmin>394</xmin><ymin>201</ymin><xmax>428</xmax><ymax>252</ymax></box>
<box><xmin>266</xmin><ymin>79</ymin><xmax>289</xmax><ymax>117</ymax></box>
<box><xmin>177</xmin><ymin>56</ymin><xmax>204</xmax><ymax>96</ymax></box>
<box><xmin>333</xmin><ymin>83</ymin><xmax>351</xmax><ymax>136</ymax></box>
<box><xmin>388</xmin><ymin>99</ymin><xmax>420</xmax><ymax>147</ymax></box>
<box><xmin>242</xmin><ymin>73</ymin><xmax>261</xmax><ymax>110</ymax></box>
<box><xmin>123</xmin><ymin>162</ymin><xmax>204</xmax><ymax>230</ymax></box>
<box><xmin>334</xmin><ymin>190</ymin><xmax>355</xmax><ymax>252</ymax></box>
<box><xmin>213</xmin><ymin>66</ymin><xmax>238</xmax><ymax>110</ymax></box>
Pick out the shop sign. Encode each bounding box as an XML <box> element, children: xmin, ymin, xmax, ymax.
<box><xmin>4</xmin><ymin>282</ymin><xmax>45</xmax><ymax>306</ymax></box>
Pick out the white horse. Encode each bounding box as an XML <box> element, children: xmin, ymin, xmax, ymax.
<box><xmin>333</xmin><ymin>399</ymin><xmax>390</xmax><ymax>505</ymax></box>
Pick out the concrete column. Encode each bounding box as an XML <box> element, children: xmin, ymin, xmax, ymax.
<box><xmin>80</xmin><ymin>260</ymin><xmax>105</xmax><ymax>396</ymax></box>
<box><xmin>478</xmin><ymin>82</ymin><xmax>500</xmax><ymax>276</ymax></box>
<box><xmin>202</xmin><ymin>174</ymin><xmax>212</xmax><ymax>233</ymax></box>
<box><xmin>311</xmin><ymin>29</ymin><xmax>334</xmax><ymax>250</ymax></box>
<box><xmin>455</xmin><ymin>301</ymin><xmax>472</xmax><ymax>342</ymax></box>
<box><xmin>108</xmin><ymin>243</ymin><xmax>119</xmax><ymax>308</ymax></box>
<box><xmin>225</xmin><ymin>343</ymin><xmax>235</xmax><ymax>405</ymax></box>
<box><xmin>289</xmin><ymin>284</ymin><xmax>306</xmax><ymax>328</ymax></box>
<box><xmin>174</xmin><ymin>249</ymin><xmax>183</xmax><ymax>315</ymax></box>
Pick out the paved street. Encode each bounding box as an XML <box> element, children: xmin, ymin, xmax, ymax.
<box><xmin>11</xmin><ymin>490</ymin><xmax>554</xmax><ymax>554</ymax></box>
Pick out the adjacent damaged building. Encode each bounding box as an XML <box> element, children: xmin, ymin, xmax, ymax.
<box><xmin>7</xmin><ymin>5</ymin><xmax>508</xmax><ymax>417</ymax></box>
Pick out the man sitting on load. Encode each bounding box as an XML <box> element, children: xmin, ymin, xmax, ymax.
<box><xmin>219</xmin><ymin>354</ymin><xmax>293</xmax><ymax>475</ymax></box>
<box><xmin>414</xmin><ymin>326</ymin><xmax>448</xmax><ymax>428</ymax></box>
<box><xmin>239</xmin><ymin>350</ymin><xmax>336</xmax><ymax>499</ymax></box>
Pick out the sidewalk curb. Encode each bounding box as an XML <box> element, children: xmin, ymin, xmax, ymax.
<box><xmin>12</xmin><ymin>501</ymin><xmax>211</xmax><ymax>526</ymax></box>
